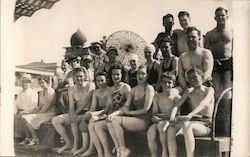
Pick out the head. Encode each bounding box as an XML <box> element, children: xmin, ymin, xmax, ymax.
<box><xmin>67</xmin><ymin>56</ymin><xmax>81</xmax><ymax>68</ymax></box>
<box><xmin>186</xmin><ymin>27</ymin><xmax>201</xmax><ymax>51</ymax></box>
<box><xmin>109</xmin><ymin>63</ymin><xmax>126</xmax><ymax>85</ymax></box>
<box><xmin>159</xmin><ymin>39</ymin><xmax>174</xmax><ymax>59</ymax></box>
<box><xmin>178</xmin><ymin>11</ymin><xmax>191</xmax><ymax>29</ymax></box>
<box><xmin>136</xmin><ymin>65</ymin><xmax>148</xmax><ymax>84</ymax></box>
<box><xmin>144</xmin><ymin>44</ymin><xmax>155</xmax><ymax>61</ymax></box>
<box><xmin>61</xmin><ymin>60</ymin><xmax>70</xmax><ymax>72</ymax></box>
<box><xmin>129</xmin><ymin>54</ymin><xmax>139</xmax><ymax>70</ymax></box>
<box><xmin>82</xmin><ymin>54</ymin><xmax>93</xmax><ymax>69</ymax></box>
<box><xmin>38</xmin><ymin>76</ymin><xmax>50</xmax><ymax>89</ymax></box>
<box><xmin>162</xmin><ymin>14</ymin><xmax>174</xmax><ymax>32</ymax></box>
<box><xmin>73</xmin><ymin>67</ymin><xmax>86</xmax><ymax>85</ymax></box>
<box><xmin>21</xmin><ymin>74</ymin><xmax>32</xmax><ymax>90</ymax></box>
<box><xmin>95</xmin><ymin>72</ymin><xmax>108</xmax><ymax>88</ymax></box>
<box><xmin>107</xmin><ymin>46</ymin><xmax>118</xmax><ymax>62</ymax></box>
<box><xmin>215</xmin><ymin>7</ymin><xmax>228</xmax><ymax>25</ymax></box>
<box><xmin>90</xmin><ymin>42</ymin><xmax>103</xmax><ymax>55</ymax></box>
<box><xmin>186</xmin><ymin>67</ymin><xmax>204</xmax><ymax>87</ymax></box>
<box><xmin>161</xmin><ymin>72</ymin><xmax>176</xmax><ymax>90</ymax></box>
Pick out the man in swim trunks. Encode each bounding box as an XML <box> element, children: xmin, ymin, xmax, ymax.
<box><xmin>205</xmin><ymin>7</ymin><xmax>233</xmax><ymax>99</ymax></box>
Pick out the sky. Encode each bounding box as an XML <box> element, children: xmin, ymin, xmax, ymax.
<box><xmin>11</xmin><ymin>0</ymin><xmax>229</xmax><ymax>65</ymax></box>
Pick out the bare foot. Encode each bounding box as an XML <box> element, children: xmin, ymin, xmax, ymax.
<box><xmin>80</xmin><ymin>149</ymin><xmax>96</xmax><ymax>157</ymax></box>
<box><xmin>73</xmin><ymin>147</ymin><xmax>88</xmax><ymax>156</ymax></box>
<box><xmin>57</xmin><ymin>144</ymin><xmax>71</xmax><ymax>154</ymax></box>
<box><xmin>69</xmin><ymin>147</ymin><xmax>78</xmax><ymax>154</ymax></box>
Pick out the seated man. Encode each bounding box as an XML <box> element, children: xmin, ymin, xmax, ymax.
<box><xmin>147</xmin><ymin>72</ymin><xmax>180</xmax><ymax>157</ymax></box>
<box><xmin>167</xmin><ymin>67</ymin><xmax>214</xmax><ymax>157</ymax></box>
<box><xmin>14</xmin><ymin>74</ymin><xmax>38</xmax><ymax>143</ymax></box>
<box><xmin>52</xmin><ymin>67</ymin><xmax>95</xmax><ymax>154</ymax></box>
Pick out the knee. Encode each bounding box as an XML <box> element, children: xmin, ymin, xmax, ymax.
<box><xmin>52</xmin><ymin>116</ymin><xmax>61</xmax><ymax>126</ymax></box>
<box><xmin>110</xmin><ymin>117</ymin><xmax>121</xmax><ymax>126</ymax></box>
<box><xmin>223</xmin><ymin>91</ymin><xmax>232</xmax><ymax>100</ymax></box>
<box><xmin>147</xmin><ymin>125</ymin><xmax>157</xmax><ymax>141</ymax></box>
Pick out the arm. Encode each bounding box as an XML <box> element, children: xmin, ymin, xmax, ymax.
<box><xmin>152</xmin><ymin>34</ymin><xmax>161</xmax><ymax>59</ymax></box>
<box><xmin>152</xmin><ymin>95</ymin><xmax>159</xmax><ymax>115</ymax></box>
<box><xmin>68</xmin><ymin>87</ymin><xmax>75</xmax><ymax>116</ymax></box>
<box><xmin>178</xmin><ymin>56</ymin><xmax>187</xmax><ymax>89</ymax></box>
<box><xmin>171</xmin><ymin>57</ymin><xmax>178</xmax><ymax>76</ymax></box>
<box><xmin>203</xmin><ymin>50</ymin><xmax>214</xmax><ymax>82</ymax></box>
<box><xmin>125</xmin><ymin>85</ymin><xmax>155</xmax><ymax>116</ymax></box>
<box><xmin>89</xmin><ymin>91</ymin><xmax>98</xmax><ymax>112</ymax></box>
<box><xmin>188</xmin><ymin>87</ymin><xmax>214</xmax><ymax>118</ymax></box>
<box><xmin>204</xmin><ymin>32</ymin><xmax>211</xmax><ymax>49</ymax></box>
<box><xmin>39</xmin><ymin>91</ymin><xmax>55</xmax><ymax>113</ymax></box>
<box><xmin>169</xmin><ymin>95</ymin><xmax>181</xmax><ymax>121</ymax></box>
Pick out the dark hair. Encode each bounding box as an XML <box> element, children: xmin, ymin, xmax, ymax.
<box><xmin>215</xmin><ymin>7</ymin><xmax>228</xmax><ymax>15</ymax></box>
<box><xmin>108</xmin><ymin>63</ymin><xmax>127</xmax><ymax>86</ymax></box>
<box><xmin>163</xmin><ymin>13</ymin><xmax>174</xmax><ymax>21</ymax></box>
<box><xmin>161</xmin><ymin>71</ymin><xmax>176</xmax><ymax>82</ymax></box>
<box><xmin>38</xmin><ymin>76</ymin><xmax>51</xmax><ymax>84</ymax></box>
<box><xmin>186</xmin><ymin>26</ymin><xmax>201</xmax><ymax>37</ymax></box>
<box><xmin>186</xmin><ymin>67</ymin><xmax>204</xmax><ymax>79</ymax></box>
<box><xmin>95</xmin><ymin>71</ymin><xmax>108</xmax><ymax>78</ymax></box>
<box><xmin>107</xmin><ymin>46</ymin><xmax>118</xmax><ymax>56</ymax></box>
<box><xmin>159</xmin><ymin>38</ymin><xmax>174</xmax><ymax>47</ymax></box>
<box><xmin>178</xmin><ymin>11</ymin><xmax>190</xmax><ymax>19</ymax></box>
<box><xmin>73</xmin><ymin>67</ymin><xmax>87</xmax><ymax>75</ymax></box>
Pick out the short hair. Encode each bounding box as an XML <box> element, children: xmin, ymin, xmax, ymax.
<box><xmin>95</xmin><ymin>71</ymin><xmax>108</xmax><ymax>78</ymax></box>
<box><xmin>178</xmin><ymin>11</ymin><xmax>190</xmax><ymax>19</ymax></box>
<box><xmin>186</xmin><ymin>26</ymin><xmax>201</xmax><ymax>37</ymax></box>
<box><xmin>161</xmin><ymin>71</ymin><xmax>176</xmax><ymax>82</ymax></box>
<box><xmin>107</xmin><ymin>46</ymin><xmax>118</xmax><ymax>56</ymax></box>
<box><xmin>186</xmin><ymin>67</ymin><xmax>204</xmax><ymax>80</ymax></box>
<box><xmin>38</xmin><ymin>76</ymin><xmax>51</xmax><ymax>84</ymax></box>
<box><xmin>163</xmin><ymin>13</ymin><xmax>174</xmax><ymax>21</ymax></box>
<box><xmin>215</xmin><ymin>7</ymin><xmax>228</xmax><ymax>15</ymax></box>
<box><xmin>159</xmin><ymin>38</ymin><xmax>174</xmax><ymax>47</ymax></box>
<box><xmin>144</xmin><ymin>44</ymin><xmax>155</xmax><ymax>53</ymax></box>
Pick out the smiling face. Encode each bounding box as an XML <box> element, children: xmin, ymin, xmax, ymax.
<box><xmin>38</xmin><ymin>79</ymin><xmax>48</xmax><ymax>89</ymax></box>
<box><xmin>61</xmin><ymin>61</ymin><xmax>70</xmax><ymax>72</ymax></box>
<box><xmin>107</xmin><ymin>50</ymin><xmax>118</xmax><ymax>62</ymax></box>
<box><xmin>187</xmin><ymin>70</ymin><xmax>203</xmax><ymax>87</ymax></box>
<box><xmin>160</xmin><ymin>41</ymin><xmax>172</xmax><ymax>59</ymax></box>
<box><xmin>95</xmin><ymin>75</ymin><xmax>107</xmax><ymax>88</ymax></box>
<box><xmin>136</xmin><ymin>67</ymin><xmax>147</xmax><ymax>84</ymax></box>
<box><xmin>179</xmin><ymin>15</ymin><xmax>191</xmax><ymax>29</ymax></box>
<box><xmin>144</xmin><ymin>47</ymin><xmax>154</xmax><ymax>61</ymax></box>
<box><xmin>215</xmin><ymin>9</ymin><xmax>228</xmax><ymax>26</ymax></box>
<box><xmin>161</xmin><ymin>77</ymin><xmax>174</xmax><ymax>90</ymax></box>
<box><xmin>22</xmin><ymin>80</ymin><xmax>31</xmax><ymax>90</ymax></box>
<box><xmin>74</xmin><ymin>71</ymin><xmax>85</xmax><ymax>85</ymax></box>
<box><xmin>70</xmin><ymin>59</ymin><xmax>81</xmax><ymax>68</ymax></box>
<box><xmin>112</xmin><ymin>69</ymin><xmax>122</xmax><ymax>84</ymax></box>
<box><xmin>163</xmin><ymin>17</ymin><xmax>174</xmax><ymax>32</ymax></box>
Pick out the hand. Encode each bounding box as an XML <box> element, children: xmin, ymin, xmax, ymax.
<box><xmin>152</xmin><ymin>116</ymin><xmax>162</xmax><ymax>123</ymax></box>
<box><xmin>107</xmin><ymin>113</ymin><xmax>116</xmax><ymax>121</ymax></box>
<box><xmin>176</xmin><ymin>115</ymin><xmax>191</xmax><ymax>122</ymax></box>
<box><xmin>169</xmin><ymin>116</ymin><xmax>176</xmax><ymax>123</ymax></box>
<box><xmin>90</xmin><ymin>115</ymin><xmax>100</xmax><ymax>122</ymax></box>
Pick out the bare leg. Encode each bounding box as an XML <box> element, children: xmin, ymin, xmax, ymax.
<box><xmin>212</xmin><ymin>72</ymin><xmax>222</xmax><ymax>98</ymax></box>
<box><xmin>167</xmin><ymin>124</ymin><xmax>182</xmax><ymax>157</ymax></box>
<box><xmin>70</xmin><ymin>123</ymin><xmax>80</xmax><ymax>153</ymax></box>
<box><xmin>95</xmin><ymin>121</ymin><xmax>113</xmax><ymax>157</ymax></box>
<box><xmin>182</xmin><ymin>121</ymin><xmax>210</xmax><ymax>157</ymax></box>
<box><xmin>52</xmin><ymin>115</ymin><xmax>71</xmax><ymax>154</ymax></box>
<box><xmin>23</xmin><ymin>120</ymin><xmax>38</xmax><ymax>139</ymax></box>
<box><xmin>158</xmin><ymin>121</ymin><xmax>168</xmax><ymax>157</ymax></box>
<box><xmin>147</xmin><ymin>124</ymin><xmax>158</xmax><ymax>157</ymax></box>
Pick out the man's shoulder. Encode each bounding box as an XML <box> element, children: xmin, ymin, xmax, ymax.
<box><xmin>201</xmin><ymin>48</ymin><xmax>212</xmax><ymax>56</ymax></box>
<box><xmin>206</xmin><ymin>28</ymin><xmax>217</xmax><ymax>36</ymax></box>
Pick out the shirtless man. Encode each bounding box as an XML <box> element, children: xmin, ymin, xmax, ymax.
<box><xmin>178</xmin><ymin>27</ymin><xmax>214</xmax><ymax>90</ymax></box>
<box><xmin>205</xmin><ymin>7</ymin><xmax>233</xmax><ymax>99</ymax></box>
<box><xmin>52</xmin><ymin>67</ymin><xmax>95</xmax><ymax>154</ymax></box>
<box><xmin>167</xmin><ymin>67</ymin><xmax>215</xmax><ymax>157</ymax></box>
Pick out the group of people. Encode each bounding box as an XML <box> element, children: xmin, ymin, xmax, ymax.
<box><xmin>14</xmin><ymin>7</ymin><xmax>233</xmax><ymax>157</ymax></box>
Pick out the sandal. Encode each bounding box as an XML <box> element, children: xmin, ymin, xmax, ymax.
<box><xmin>28</xmin><ymin>138</ymin><xmax>40</xmax><ymax>145</ymax></box>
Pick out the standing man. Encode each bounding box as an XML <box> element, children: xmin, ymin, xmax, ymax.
<box><xmin>205</xmin><ymin>7</ymin><xmax>233</xmax><ymax>99</ymax></box>
<box><xmin>153</xmin><ymin>14</ymin><xmax>177</xmax><ymax>59</ymax></box>
<box><xmin>204</xmin><ymin>7</ymin><xmax>233</xmax><ymax>137</ymax></box>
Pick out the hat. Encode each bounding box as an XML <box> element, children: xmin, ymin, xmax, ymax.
<box><xmin>65</xmin><ymin>55</ymin><xmax>81</xmax><ymax>63</ymax></box>
<box><xmin>82</xmin><ymin>54</ymin><xmax>93</xmax><ymax>61</ymax></box>
<box><xmin>21</xmin><ymin>73</ymin><xmax>32</xmax><ymax>82</ymax></box>
<box><xmin>107</xmin><ymin>46</ymin><xmax>118</xmax><ymax>55</ymax></box>
<box><xmin>129</xmin><ymin>54</ymin><xmax>139</xmax><ymax>61</ymax></box>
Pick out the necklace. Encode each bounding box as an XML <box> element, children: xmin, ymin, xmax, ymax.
<box><xmin>112</xmin><ymin>83</ymin><xmax>123</xmax><ymax>93</ymax></box>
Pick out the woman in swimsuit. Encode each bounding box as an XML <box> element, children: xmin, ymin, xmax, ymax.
<box><xmin>108</xmin><ymin>65</ymin><xmax>155</xmax><ymax>157</ymax></box>
<box><xmin>81</xmin><ymin>63</ymin><xmax>131</xmax><ymax>157</ymax></box>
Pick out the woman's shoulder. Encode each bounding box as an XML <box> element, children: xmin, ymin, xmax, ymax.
<box><xmin>145</xmin><ymin>83</ymin><xmax>155</xmax><ymax>92</ymax></box>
